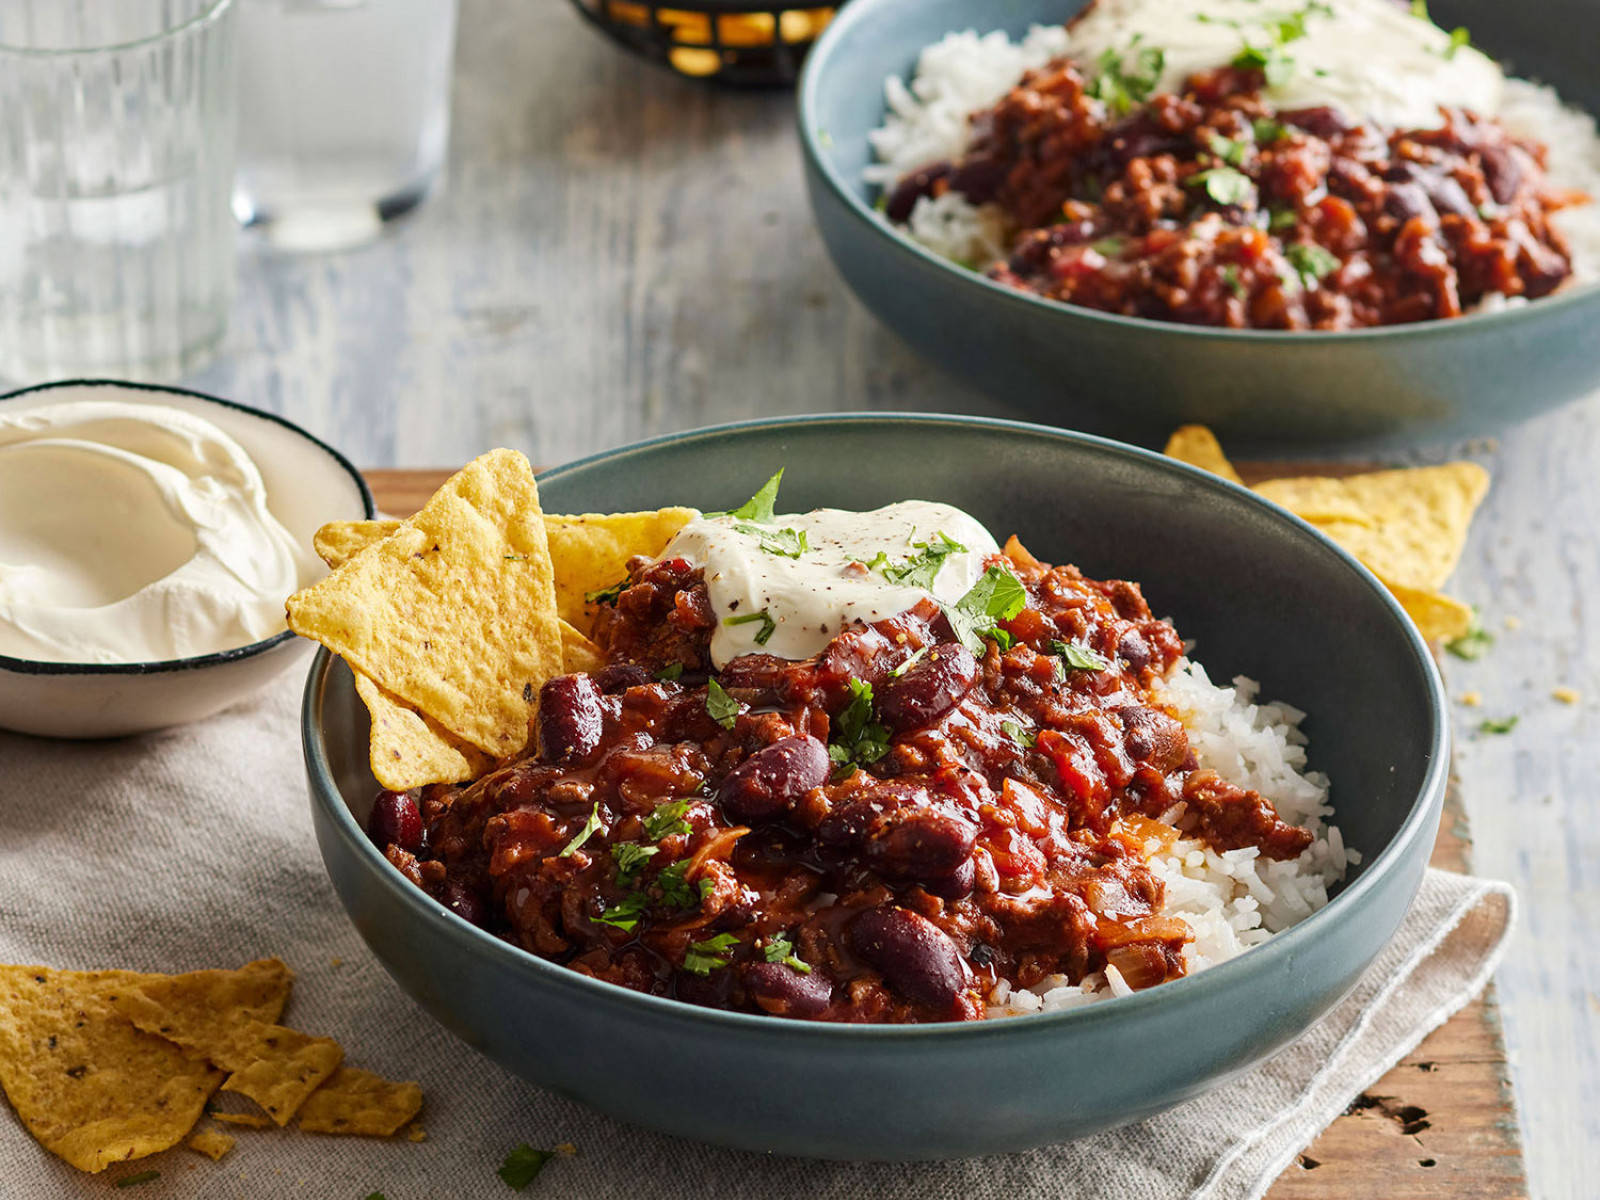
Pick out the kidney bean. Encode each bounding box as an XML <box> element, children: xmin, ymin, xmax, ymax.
<box><xmin>674</xmin><ymin>967</ymin><xmax>735</xmax><ymax>1010</ymax></box>
<box><xmin>592</xmin><ymin>663</ymin><xmax>652</xmax><ymax>694</ymax></box>
<box><xmin>921</xmin><ymin>856</ymin><xmax>977</xmax><ymax>900</ymax></box>
<box><xmin>368</xmin><ymin>790</ymin><xmax>424</xmax><ymax>853</ymax></box>
<box><xmin>848</xmin><ymin>907</ymin><xmax>969</xmax><ymax>1011</ymax></box>
<box><xmin>742</xmin><ymin>961</ymin><xmax>832</xmax><ymax>1018</ymax></box>
<box><xmin>1118</xmin><ymin>706</ymin><xmax>1189</xmax><ymax>774</ymax></box>
<box><xmin>885</xmin><ymin>161</ymin><xmax>952</xmax><ymax>223</ymax></box>
<box><xmin>876</xmin><ymin>643</ymin><xmax>977</xmax><ymax>732</ymax></box>
<box><xmin>716</xmin><ymin>735</ymin><xmax>830</xmax><ymax>822</ymax></box>
<box><xmin>538</xmin><ymin>674</ymin><xmax>605</xmax><ymax>763</ymax></box>
<box><xmin>865</xmin><ymin>810</ymin><xmax>978</xmax><ymax>883</ymax></box>
<box><xmin>1280</xmin><ymin>105</ymin><xmax>1351</xmax><ymax>139</ymax></box>
<box><xmin>442</xmin><ymin>880</ymin><xmax>487</xmax><ymax>927</ymax></box>
<box><xmin>1384</xmin><ymin>180</ymin><xmax>1436</xmax><ymax>224</ymax></box>
<box><xmin>1117</xmin><ymin>629</ymin><xmax>1151</xmax><ymax>674</ymax></box>
<box><xmin>1478</xmin><ymin>142</ymin><xmax>1524</xmax><ymax>204</ymax></box>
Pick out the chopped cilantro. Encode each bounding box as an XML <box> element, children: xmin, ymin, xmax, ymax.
<box><xmin>828</xmin><ymin>678</ymin><xmax>892</xmax><ymax>777</ymax></box>
<box><xmin>873</xmin><ymin>531</ymin><xmax>968</xmax><ymax>588</ymax></box>
<box><xmin>1188</xmin><ymin>166</ymin><xmax>1255</xmax><ymax>207</ymax></box>
<box><xmin>1269</xmin><ymin>206</ymin><xmax>1300</xmax><ymax>231</ymax></box>
<box><xmin>725</xmin><ymin>608</ymin><xmax>777</xmax><ymax>646</ymax></box>
<box><xmin>1410</xmin><ymin>0</ymin><xmax>1429</xmax><ymax>18</ymax></box>
<box><xmin>1478</xmin><ymin>715</ymin><xmax>1518</xmax><ymax>735</ymax></box>
<box><xmin>655</xmin><ymin>860</ymin><xmax>697</xmax><ymax>908</ymax></box>
<box><xmin>1000</xmin><ymin>719</ymin><xmax>1036</xmax><ymax>748</ymax></box>
<box><xmin>1050</xmin><ymin>638</ymin><xmax>1110</xmax><ymax>672</ymax></box>
<box><xmin>1207</xmin><ymin>132</ymin><xmax>1250</xmax><ymax>167</ymax></box>
<box><xmin>763</xmin><ymin>935</ymin><xmax>812</xmax><ymax>973</ymax></box>
<box><xmin>1286</xmin><ymin>241</ymin><xmax>1340</xmax><ymax>285</ymax></box>
<box><xmin>1253</xmin><ymin>118</ymin><xmax>1286</xmax><ymax>144</ymax></box>
<box><xmin>708</xmin><ymin>469</ymin><xmax>784</xmax><ymax>524</ymax></box>
<box><xmin>612</xmin><ymin>842</ymin><xmax>659</xmax><ymax>882</ymax></box>
<box><xmin>642</xmin><ymin>799</ymin><xmax>693</xmax><ymax>842</ymax></box>
<box><xmin>946</xmin><ymin>564</ymin><xmax>1028</xmax><ymax>655</ymax></box>
<box><xmin>655</xmin><ymin>661</ymin><xmax>684</xmax><ymax>682</ymax></box>
<box><xmin>558</xmin><ymin>804</ymin><xmax>601</xmax><ymax>858</ymax></box>
<box><xmin>114</xmin><ymin>1173</ymin><xmax>160</xmax><ymax>1189</ymax></box>
<box><xmin>584</xmin><ymin>578</ymin><xmax>627</xmax><ymax>606</ymax></box>
<box><xmin>874</xmin><ymin>192</ymin><xmax>889</xmax><ymax>213</ymax></box>
<box><xmin>498</xmin><ymin>1144</ymin><xmax>556</xmax><ymax>1190</ymax></box>
<box><xmin>683</xmin><ymin>933</ymin><xmax>740</xmax><ymax>976</ymax></box>
<box><xmin>1221</xmin><ymin>264</ymin><xmax>1246</xmax><ymax>298</ymax></box>
<box><xmin>1444</xmin><ymin>26</ymin><xmax>1470</xmax><ymax>58</ymax></box>
<box><xmin>735</xmin><ymin>523</ymin><xmax>808</xmax><ymax>558</ymax></box>
<box><xmin>889</xmin><ymin>646</ymin><xmax>928</xmax><ymax>678</ymax></box>
<box><xmin>705</xmin><ymin>679</ymin><xmax>740</xmax><ymax>729</ymax></box>
<box><xmin>1090</xmin><ymin>235</ymin><xmax>1126</xmax><ymax>256</ymax></box>
<box><xmin>593</xmin><ymin>892</ymin><xmax>649</xmax><ymax>932</ymax></box>
<box><xmin>366</xmin><ymin>1194</ymin><xmax>386</xmax><ymax>1200</ymax></box>
<box><xmin>1086</xmin><ymin>38</ymin><xmax>1165</xmax><ymax>116</ymax></box>
<box><xmin>1445</xmin><ymin>612</ymin><xmax>1494</xmax><ymax>661</ymax></box>
<box><xmin>1231</xmin><ymin>43</ymin><xmax>1294</xmax><ymax>88</ymax></box>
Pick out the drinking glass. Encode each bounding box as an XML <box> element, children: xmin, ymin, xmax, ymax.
<box><xmin>232</xmin><ymin>0</ymin><xmax>459</xmax><ymax>251</ymax></box>
<box><xmin>0</xmin><ymin>0</ymin><xmax>239</xmax><ymax>382</ymax></box>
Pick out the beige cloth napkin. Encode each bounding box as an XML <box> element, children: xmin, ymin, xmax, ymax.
<box><xmin>0</xmin><ymin>672</ymin><xmax>1514</xmax><ymax>1200</ymax></box>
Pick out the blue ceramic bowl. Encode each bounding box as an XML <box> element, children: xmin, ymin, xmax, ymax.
<box><xmin>798</xmin><ymin>0</ymin><xmax>1600</xmax><ymax>448</ymax></box>
<box><xmin>303</xmin><ymin>414</ymin><xmax>1448</xmax><ymax>1159</ymax></box>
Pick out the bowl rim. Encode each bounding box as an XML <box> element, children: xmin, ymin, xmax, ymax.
<box><xmin>0</xmin><ymin>378</ymin><xmax>375</xmax><ymax>678</ymax></box>
<box><xmin>795</xmin><ymin>0</ymin><xmax>1600</xmax><ymax>344</ymax></box>
<box><xmin>303</xmin><ymin>411</ymin><xmax>1450</xmax><ymax>1042</ymax></box>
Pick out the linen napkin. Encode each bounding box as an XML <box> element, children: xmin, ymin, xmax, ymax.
<box><xmin>0</xmin><ymin>669</ymin><xmax>1514</xmax><ymax>1200</ymax></box>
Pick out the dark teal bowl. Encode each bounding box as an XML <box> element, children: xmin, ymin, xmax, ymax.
<box><xmin>798</xmin><ymin>0</ymin><xmax>1600</xmax><ymax>448</ymax></box>
<box><xmin>302</xmin><ymin>414</ymin><xmax>1448</xmax><ymax>1159</ymax></box>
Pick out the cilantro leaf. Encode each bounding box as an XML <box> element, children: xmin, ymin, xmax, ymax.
<box><xmin>1444</xmin><ymin>26</ymin><xmax>1470</xmax><ymax>58</ymax></box>
<box><xmin>584</xmin><ymin>578</ymin><xmax>627</xmax><ymax>606</ymax></box>
<box><xmin>612</xmin><ymin>842</ymin><xmax>658</xmax><ymax>882</ymax></box>
<box><xmin>1253</xmin><ymin>118</ymin><xmax>1286</xmax><ymax>144</ymax></box>
<box><xmin>1188</xmin><ymin>166</ymin><xmax>1255</xmax><ymax>207</ymax></box>
<box><xmin>1445</xmin><ymin>612</ymin><xmax>1494</xmax><ymax>661</ymax></box>
<box><xmin>1410</xmin><ymin>0</ymin><xmax>1429</xmax><ymax>17</ymax></box>
<box><xmin>709</xmin><ymin>470</ymin><xmax>784</xmax><ymax>524</ymax></box>
<box><xmin>593</xmin><ymin>892</ymin><xmax>649</xmax><ymax>932</ymax></box>
<box><xmin>642</xmin><ymin>799</ymin><xmax>693</xmax><ymax>842</ymax></box>
<box><xmin>763</xmin><ymin>935</ymin><xmax>812</xmax><ymax>973</ymax></box>
<box><xmin>498</xmin><ymin>1144</ymin><xmax>556</xmax><ymax>1190</ymax></box>
<box><xmin>1286</xmin><ymin>241</ymin><xmax>1340</xmax><ymax>285</ymax></box>
<box><xmin>946</xmin><ymin>565</ymin><xmax>1028</xmax><ymax>655</ymax></box>
<box><xmin>1221</xmin><ymin>264</ymin><xmax>1246</xmax><ymax>298</ymax></box>
<box><xmin>655</xmin><ymin>661</ymin><xmax>684</xmax><ymax>681</ymax></box>
<box><xmin>1207</xmin><ymin>132</ymin><xmax>1250</xmax><ymax>167</ymax></box>
<box><xmin>873</xmin><ymin>532</ymin><xmax>968</xmax><ymax>589</ymax></box>
<box><xmin>705</xmin><ymin>679</ymin><xmax>740</xmax><ymax>729</ymax></box>
<box><xmin>829</xmin><ymin>678</ymin><xmax>892</xmax><ymax>776</ymax></box>
<box><xmin>114</xmin><ymin>1173</ymin><xmax>160</xmax><ymax>1189</ymax></box>
<box><xmin>725</xmin><ymin>609</ymin><xmax>777</xmax><ymax>646</ymax></box>
<box><xmin>1478</xmin><ymin>715</ymin><xmax>1518</xmax><ymax>735</ymax></box>
<box><xmin>1090</xmin><ymin>235</ymin><xmax>1126</xmax><ymax>256</ymax></box>
<box><xmin>558</xmin><ymin>804</ymin><xmax>601</xmax><ymax>858</ymax></box>
<box><xmin>655</xmin><ymin>860</ymin><xmax>698</xmax><ymax>908</ymax></box>
<box><xmin>1000</xmin><ymin>719</ymin><xmax>1036</xmax><ymax>748</ymax></box>
<box><xmin>1050</xmin><ymin>638</ymin><xmax>1110</xmax><ymax>672</ymax></box>
<box><xmin>683</xmin><ymin>933</ymin><xmax>740</xmax><ymax>975</ymax></box>
<box><xmin>1086</xmin><ymin>39</ymin><xmax>1165</xmax><ymax>116</ymax></box>
<box><xmin>1269</xmin><ymin>205</ymin><xmax>1300</xmax><ymax>231</ymax></box>
<box><xmin>736</xmin><ymin>523</ymin><xmax>808</xmax><ymax>558</ymax></box>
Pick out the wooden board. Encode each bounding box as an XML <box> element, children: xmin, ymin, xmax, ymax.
<box><xmin>363</xmin><ymin>467</ymin><xmax>1527</xmax><ymax>1199</ymax></box>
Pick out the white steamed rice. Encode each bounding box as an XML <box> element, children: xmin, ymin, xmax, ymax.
<box><xmin>988</xmin><ymin>659</ymin><xmax>1357</xmax><ymax>1017</ymax></box>
<box><xmin>868</xmin><ymin>26</ymin><xmax>1600</xmax><ymax>297</ymax></box>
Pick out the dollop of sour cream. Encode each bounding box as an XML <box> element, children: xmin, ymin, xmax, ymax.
<box><xmin>664</xmin><ymin>500</ymin><xmax>1001</xmax><ymax>668</ymax></box>
<box><xmin>0</xmin><ymin>400</ymin><xmax>315</xmax><ymax>664</ymax></box>
<box><xmin>1068</xmin><ymin>0</ymin><xmax>1505</xmax><ymax>129</ymax></box>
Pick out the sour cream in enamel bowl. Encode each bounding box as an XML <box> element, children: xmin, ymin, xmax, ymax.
<box><xmin>0</xmin><ymin>381</ymin><xmax>372</xmax><ymax>739</ymax></box>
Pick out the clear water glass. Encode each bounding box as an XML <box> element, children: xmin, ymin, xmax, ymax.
<box><xmin>0</xmin><ymin>0</ymin><xmax>239</xmax><ymax>383</ymax></box>
<box><xmin>232</xmin><ymin>0</ymin><xmax>459</xmax><ymax>252</ymax></box>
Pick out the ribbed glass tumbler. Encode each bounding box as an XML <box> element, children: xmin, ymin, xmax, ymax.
<box><xmin>0</xmin><ymin>0</ymin><xmax>238</xmax><ymax>382</ymax></box>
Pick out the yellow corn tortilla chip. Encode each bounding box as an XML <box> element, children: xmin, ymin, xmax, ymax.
<box><xmin>313</xmin><ymin>519</ymin><xmax>403</xmax><ymax>569</ymax></box>
<box><xmin>287</xmin><ymin>450</ymin><xmax>564</xmax><ymax>757</ymax></box>
<box><xmin>561</xmin><ymin>622</ymin><xmax>607</xmax><ymax>673</ymax></box>
<box><xmin>1255</xmin><ymin>463</ymin><xmax>1488</xmax><ymax>591</ymax></box>
<box><xmin>209</xmin><ymin>1110</ymin><xmax>274</xmax><ymax>1129</ymax></box>
<box><xmin>187</xmin><ymin>1128</ymin><xmax>235</xmax><ymax>1160</ymax></box>
<box><xmin>1382</xmin><ymin>579</ymin><xmax>1475</xmax><ymax>642</ymax></box>
<box><xmin>355</xmin><ymin>671</ymin><xmax>496</xmax><ymax>790</ymax></box>
<box><xmin>107</xmin><ymin>969</ymin><xmax>342</xmax><ymax>1126</ymax></box>
<box><xmin>0</xmin><ymin>965</ymin><xmax>224</xmax><ymax>1173</ymax></box>
<box><xmin>1242</xmin><ymin>476</ymin><xmax>1375</xmax><ymax>526</ymax></box>
<box><xmin>296</xmin><ymin>1067</ymin><xmax>423</xmax><ymax>1137</ymax></box>
<box><xmin>545</xmin><ymin>508</ymin><xmax>697</xmax><ymax>634</ymax></box>
<box><xmin>1162</xmin><ymin>425</ymin><xmax>1246</xmax><ymax>487</ymax></box>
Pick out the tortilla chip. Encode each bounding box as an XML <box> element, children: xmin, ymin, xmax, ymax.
<box><xmin>1162</xmin><ymin>425</ymin><xmax>1246</xmax><ymax>487</ymax></box>
<box><xmin>0</xmin><ymin>966</ymin><xmax>223</xmax><ymax>1173</ymax></box>
<box><xmin>287</xmin><ymin>450</ymin><xmax>564</xmax><ymax>757</ymax></box>
<box><xmin>356</xmin><ymin>671</ymin><xmax>496</xmax><ymax>790</ymax></box>
<box><xmin>545</xmin><ymin>508</ymin><xmax>697</xmax><ymax>634</ymax></box>
<box><xmin>313</xmin><ymin>519</ymin><xmax>403</xmax><ymax>569</ymax></box>
<box><xmin>187</xmin><ymin>1128</ymin><xmax>235</xmax><ymax>1160</ymax></box>
<box><xmin>1255</xmin><ymin>463</ymin><xmax>1489</xmax><ymax>591</ymax></box>
<box><xmin>296</xmin><ymin>1067</ymin><xmax>423</xmax><ymax>1137</ymax></box>
<box><xmin>561</xmin><ymin>622</ymin><xmax>607</xmax><ymax>673</ymax></box>
<box><xmin>1382</xmin><ymin>579</ymin><xmax>1475</xmax><ymax>642</ymax></box>
<box><xmin>107</xmin><ymin>969</ymin><xmax>341</xmax><ymax>1126</ymax></box>
<box><xmin>209</xmin><ymin>1110</ymin><xmax>273</xmax><ymax>1129</ymax></box>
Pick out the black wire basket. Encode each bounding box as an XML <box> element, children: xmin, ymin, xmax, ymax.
<box><xmin>567</xmin><ymin>0</ymin><xmax>839</xmax><ymax>88</ymax></box>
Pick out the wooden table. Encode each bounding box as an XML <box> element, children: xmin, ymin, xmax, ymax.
<box><xmin>191</xmin><ymin>4</ymin><xmax>1597</xmax><ymax>1194</ymax></box>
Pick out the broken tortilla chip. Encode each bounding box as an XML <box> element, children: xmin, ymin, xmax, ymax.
<box><xmin>1381</xmin><ymin>578</ymin><xmax>1475</xmax><ymax>643</ymax></box>
<box><xmin>296</xmin><ymin>1067</ymin><xmax>423</xmax><ymax>1137</ymax></box>
<box><xmin>1162</xmin><ymin>425</ymin><xmax>1246</xmax><ymax>487</ymax></box>
<box><xmin>545</xmin><ymin>508</ymin><xmax>697</xmax><ymax>634</ymax></box>
<box><xmin>208</xmin><ymin>1110</ymin><xmax>274</xmax><ymax>1129</ymax></box>
<box><xmin>0</xmin><ymin>966</ymin><xmax>223</xmax><ymax>1173</ymax></box>
<box><xmin>287</xmin><ymin>450</ymin><xmax>564</xmax><ymax>757</ymax></box>
<box><xmin>355</xmin><ymin>671</ymin><xmax>496</xmax><ymax>791</ymax></box>
<box><xmin>187</xmin><ymin>1128</ymin><xmax>235</xmax><ymax>1160</ymax></box>
<box><xmin>106</xmin><ymin>969</ymin><xmax>341</xmax><ymax>1127</ymax></box>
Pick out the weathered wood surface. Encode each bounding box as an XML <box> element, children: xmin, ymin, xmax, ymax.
<box><xmin>183</xmin><ymin>2</ymin><xmax>1596</xmax><ymax>1192</ymax></box>
<box><xmin>366</xmin><ymin>469</ymin><xmax>1527</xmax><ymax>1197</ymax></box>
